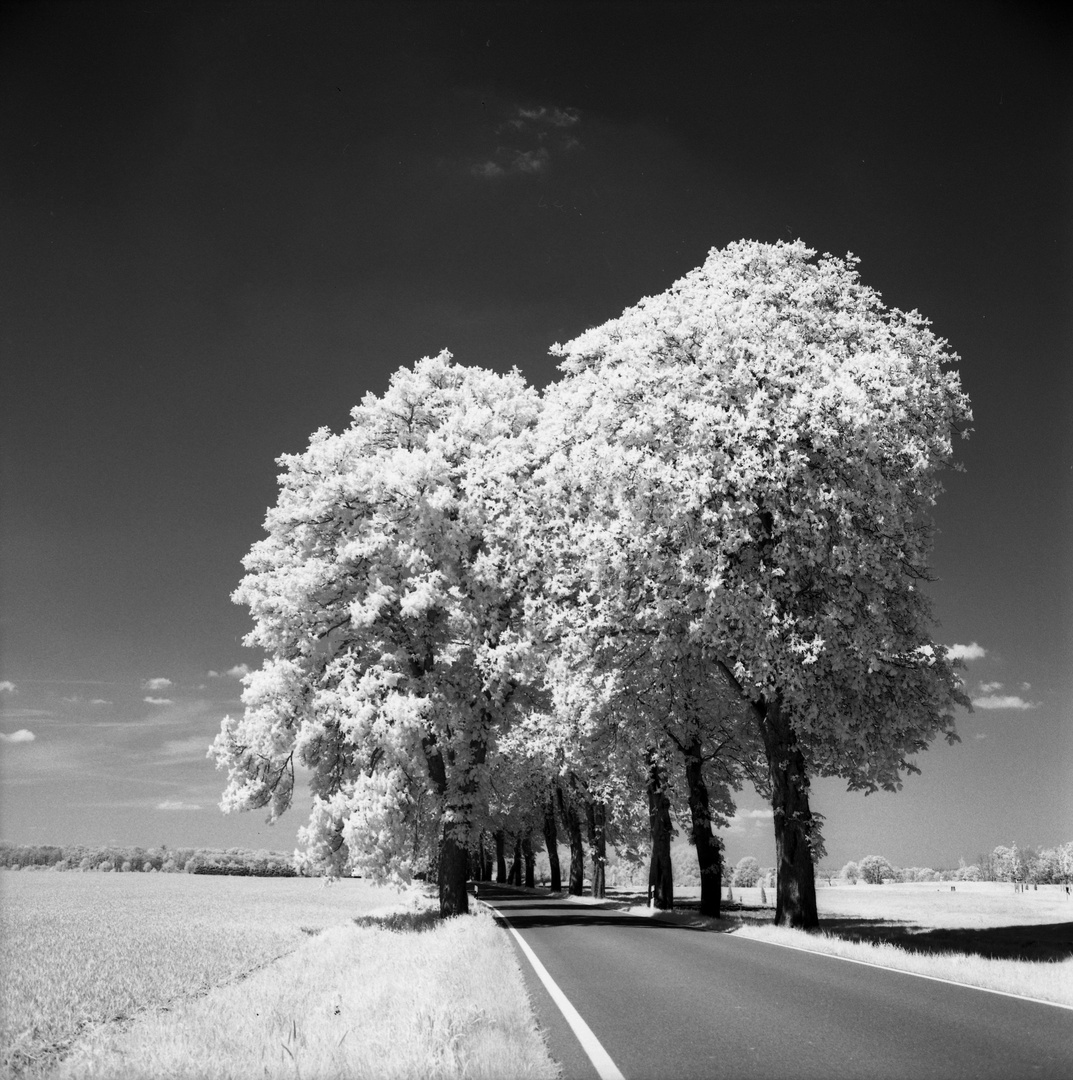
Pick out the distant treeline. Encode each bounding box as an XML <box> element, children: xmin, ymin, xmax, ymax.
<box><xmin>824</xmin><ymin>842</ymin><xmax>1073</xmax><ymax>886</ymax></box>
<box><xmin>0</xmin><ymin>842</ymin><xmax>302</xmax><ymax>877</ymax></box>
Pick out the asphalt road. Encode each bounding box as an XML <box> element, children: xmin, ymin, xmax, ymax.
<box><xmin>477</xmin><ymin>884</ymin><xmax>1073</xmax><ymax>1080</ymax></box>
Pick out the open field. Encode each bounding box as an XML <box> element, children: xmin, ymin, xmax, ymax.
<box><xmin>0</xmin><ymin>871</ymin><xmax>395</xmax><ymax>1077</ymax></box>
<box><xmin>0</xmin><ymin>871</ymin><xmax>556</xmax><ymax>1080</ymax></box>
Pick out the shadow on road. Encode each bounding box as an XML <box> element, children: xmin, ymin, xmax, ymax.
<box><xmin>493</xmin><ymin>908</ymin><xmax>710</xmax><ymax>930</ymax></box>
<box><xmin>819</xmin><ymin>918</ymin><xmax>1073</xmax><ymax>963</ymax></box>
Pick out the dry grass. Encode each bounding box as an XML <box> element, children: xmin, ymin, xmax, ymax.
<box><xmin>0</xmin><ymin>870</ymin><xmax>427</xmax><ymax>1078</ymax></box>
<box><xmin>54</xmin><ymin>907</ymin><xmax>559</xmax><ymax>1080</ymax></box>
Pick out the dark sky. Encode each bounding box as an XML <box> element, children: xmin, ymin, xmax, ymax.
<box><xmin>1</xmin><ymin>1</ymin><xmax>1070</xmax><ymax>867</ymax></box>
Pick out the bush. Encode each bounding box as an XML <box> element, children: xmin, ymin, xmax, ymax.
<box><xmin>840</xmin><ymin>861</ymin><xmax>859</xmax><ymax>883</ymax></box>
<box><xmin>858</xmin><ymin>855</ymin><xmax>895</xmax><ymax>884</ymax></box>
<box><xmin>732</xmin><ymin>856</ymin><xmax>761</xmax><ymax>887</ymax></box>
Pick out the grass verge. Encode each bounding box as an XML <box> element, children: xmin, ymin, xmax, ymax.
<box><xmin>54</xmin><ymin>905</ymin><xmax>560</xmax><ymax>1080</ymax></box>
<box><xmin>731</xmin><ymin>923</ymin><xmax>1073</xmax><ymax>1008</ymax></box>
<box><xmin>596</xmin><ymin>884</ymin><xmax>1073</xmax><ymax>1009</ymax></box>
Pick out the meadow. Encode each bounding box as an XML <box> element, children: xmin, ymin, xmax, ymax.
<box><xmin>0</xmin><ymin>871</ymin><xmax>556</xmax><ymax>1080</ymax></box>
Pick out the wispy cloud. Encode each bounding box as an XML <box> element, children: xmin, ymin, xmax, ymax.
<box><xmin>971</xmin><ymin>693</ymin><xmax>1038</xmax><ymax>711</ymax></box>
<box><xmin>518</xmin><ymin>105</ymin><xmax>579</xmax><ymax>127</ymax></box>
<box><xmin>0</xmin><ymin>680</ymin><xmax>16</xmax><ymax>694</ymax></box>
<box><xmin>0</xmin><ymin>729</ymin><xmax>35</xmax><ymax>743</ymax></box>
<box><xmin>143</xmin><ymin>696</ymin><xmax>175</xmax><ymax>706</ymax></box>
<box><xmin>159</xmin><ymin>734</ymin><xmax>213</xmax><ymax>760</ymax></box>
<box><xmin>948</xmin><ymin>642</ymin><xmax>986</xmax><ymax>661</ymax></box>
<box><xmin>978</xmin><ymin>681</ymin><xmax>1004</xmax><ymax>693</ymax></box>
<box><xmin>156</xmin><ymin>800</ymin><xmax>201</xmax><ymax>811</ymax></box>
<box><xmin>471</xmin><ymin>101</ymin><xmax>581</xmax><ymax>179</ymax></box>
<box><xmin>143</xmin><ymin>677</ymin><xmax>173</xmax><ymax>692</ymax></box>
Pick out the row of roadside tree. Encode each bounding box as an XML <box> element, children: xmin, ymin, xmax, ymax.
<box><xmin>211</xmin><ymin>241</ymin><xmax>974</xmax><ymax>927</ymax></box>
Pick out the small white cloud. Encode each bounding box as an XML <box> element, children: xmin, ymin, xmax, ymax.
<box><xmin>470</xmin><ymin>160</ymin><xmax>504</xmax><ymax>179</ymax></box>
<box><xmin>209</xmin><ymin>666</ymin><xmax>251</xmax><ymax>679</ymax></box>
<box><xmin>0</xmin><ymin>729</ymin><xmax>35</xmax><ymax>743</ymax></box>
<box><xmin>143</xmin><ymin>678</ymin><xmax>173</xmax><ymax>692</ymax></box>
<box><xmin>0</xmin><ymin>680</ymin><xmax>16</xmax><ymax>694</ymax></box>
<box><xmin>90</xmin><ymin>699</ymin><xmax>112</xmax><ymax>706</ymax></box>
<box><xmin>974</xmin><ymin>732</ymin><xmax>988</xmax><ymax>740</ymax></box>
<box><xmin>143</xmin><ymin>696</ymin><xmax>174</xmax><ymax>706</ymax></box>
<box><xmin>971</xmin><ymin>694</ymin><xmax>1038</xmax><ymax>711</ymax></box>
<box><xmin>948</xmin><ymin>642</ymin><xmax>986</xmax><ymax>661</ymax></box>
<box><xmin>978</xmin><ymin>681</ymin><xmax>1003</xmax><ymax>694</ymax></box>
<box><xmin>1020</xmin><ymin>682</ymin><xmax>1031</xmax><ymax>692</ymax></box>
<box><xmin>156</xmin><ymin>800</ymin><xmax>200</xmax><ymax>811</ymax></box>
<box><xmin>727</xmin><ymin>808</ymin><xmax>773</xmax><ymax>832</ymax></box>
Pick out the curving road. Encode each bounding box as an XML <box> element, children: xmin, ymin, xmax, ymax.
<box><xmin>477</xmin><ymin>884</ymin><xmax>1073</xmax><ymax>1080</ymax></box>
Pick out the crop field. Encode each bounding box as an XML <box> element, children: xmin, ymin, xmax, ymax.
<box><xmin>0</xmin><ymin>870</ymin><xmax>416</xmax><ymax>1078</ymax></box>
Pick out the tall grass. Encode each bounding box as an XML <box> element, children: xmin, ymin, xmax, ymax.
<box><xmin>0</xmin><ymin>871</ymin><xmax>418</xmax><ymax>1077</ymax></box>
<box><xmin>55</xmin><ymin>909</ymin><xmax>559</xmax><ymax>1080</ymax></box>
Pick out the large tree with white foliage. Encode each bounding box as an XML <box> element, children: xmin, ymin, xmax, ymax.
<box><xmin>534</xmin><ymin>240</ymin><xmax>972</xmax><ymax>927</ymax></box>
<box><xmin>211</xmin><ymin>353</ymin><xmax>540</xmax><ymax>915</ymax></box>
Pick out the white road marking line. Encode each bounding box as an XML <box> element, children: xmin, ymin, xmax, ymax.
<box><xmin>739</xmin><ymin>934</ymin><xmax>1073</xmax><ymax>1011</ymax></box>
<box><xmin>489</xmin><ymin>904</ymin><xmax>627</xmax><ymax>1080</ymax></box>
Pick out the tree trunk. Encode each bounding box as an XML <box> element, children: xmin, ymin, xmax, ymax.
<box><xmin>507</xmin><ymin>835</ymin><xmax>522</xmax><ymax>886</ymax></box>
<box><xmin>494</xmin><ymin>830</ymin><xmax>507</xmax><ymax>883</ymax></box>
<box><xmin>585</xmin><ymin>800</ymin><xmax>607</xmax><ymax>899</ymax></box>
<box><xmin>647</xmin><ymin>755</ymin><xmax>674</xmax><ymax>910</ymax></box>
<box><xmin>543</xmin><ymin>795</ymin><xmax>562</xmax><ymax>891</ymax></box>
<box><xmin>475</xmin><ymin>833</ymin><xmax>489</xmax><ymax>882</ymax></box>
<box><xmin>758</xmin><ymin>695</ymin><xmax>819</xmax><ymax>929</ymax></box>
<box><xmin>557</xmin><ymin>785</ymin><xmax>585</xmax><ymax>895</ymax></box>
<box><xmin>438</xmin><ymin>827</ymin><xmax>469</xmax><ymax>917</ymax></box>
<box><xmin>522</xmin><ymin>832</ymin><xmax>535</xmax><ymax>889</ymax></box>
<box><xmin>682</xmin><ymin>735</ymin><xmax>722</xmax><ymax>918</ymax></box>
<box><xmin>420</xmin><ymin>728</ymin><xmax>485</xmax><ymax>917</ymax></box>
<box><xmin>482</xmin><ymin>834</ymin><xmax>493</xmax><ymax>881</ymax></box>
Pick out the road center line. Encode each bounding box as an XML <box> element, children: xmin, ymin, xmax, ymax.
<box><xmin>488</xmin><ymin>904</ymin><xmax>627</xmax><ymax>1080</ymax></box>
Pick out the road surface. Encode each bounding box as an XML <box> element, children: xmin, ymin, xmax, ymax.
<box><xmin>477</xmin><ymin>884</ymin><xmax>1072</xmax><ymax>1080</ymax></box>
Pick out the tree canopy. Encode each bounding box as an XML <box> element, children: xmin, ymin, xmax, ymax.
<box><xmin>215</xmin><ymin>240</ymin><xmax>972</xmax><ymax>923</ymax></box>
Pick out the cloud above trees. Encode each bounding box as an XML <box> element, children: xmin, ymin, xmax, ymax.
<box><xmin>208</xmin><ymin>665</ymin><xmax>250</xmax><ymax>679</ymax></box>
<box><xmin>947</xmin><ymin>642</ymin><xmax>986</xmax><ymax>661</ymax></box>
<box><xmin>971</xmin><ymin>686</ymin><xmax>1039</xmax><ymax>710</ymax></box>
<box><xmin>470</xmin><ymin>101</ymin><xmax>581</xmax><ymax>178</ymax></box>
<box><xmin>0</xmin><ymin>729</ymin><xmax>35</xmax><ymax>743</ymax></box>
